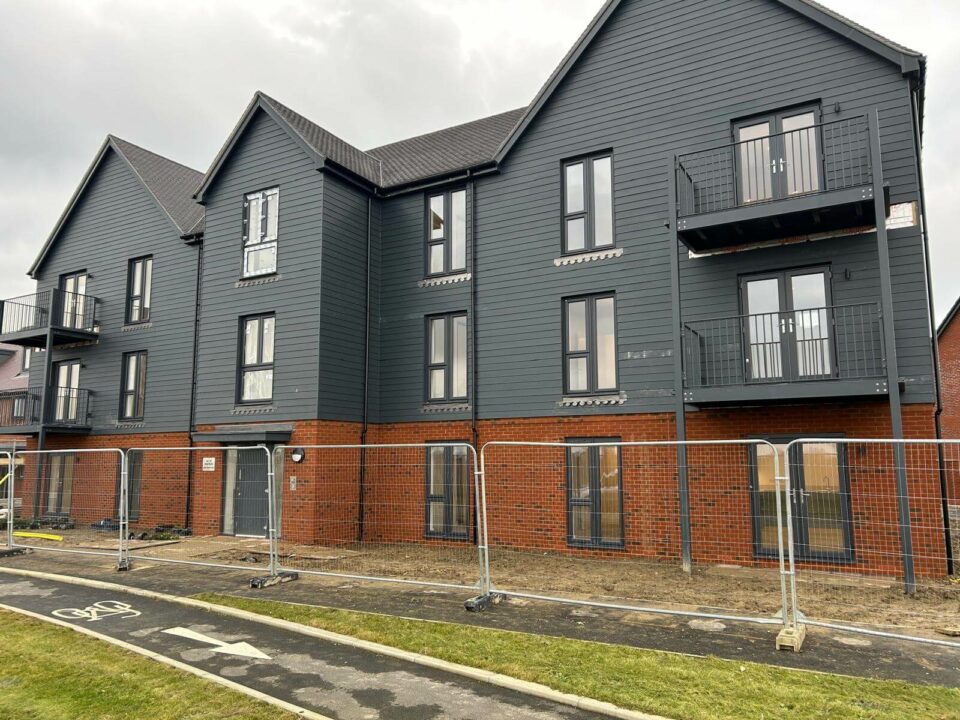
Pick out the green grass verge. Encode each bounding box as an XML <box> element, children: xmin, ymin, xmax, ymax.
<box><xmin>196</xmin><ymin>593</ymin><xmax>960</xmax><ymax>720</ymax></box>
<box><xmin>0</xmin><ymin>609</ymin><xmax>293</xmax><ymax>720</ymax></box>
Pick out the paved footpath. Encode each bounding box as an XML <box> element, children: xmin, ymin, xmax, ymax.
<box><xmin>0</xmin><ymin>573</ymin><xmax>613</xmax><ymax>720</ymax></box>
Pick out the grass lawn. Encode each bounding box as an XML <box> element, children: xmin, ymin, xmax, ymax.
<box><xmin>0</xmin><ymin>610</ymin><xmax>292</xmax><ymax>720</ymax></box>
<box><xmin>197</xmin><ymin>593</ymin><xmax>960</xmax><ymax>720</ymax></box>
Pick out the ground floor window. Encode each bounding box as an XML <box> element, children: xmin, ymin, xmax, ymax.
<box><xmin>751</xmin><ymin>440</ymin><xmax>854</xmax><ymax>562</ymax></box>
<box><xmin>566</xmin><ymin>439</ymin><xmax>623</xmax><ymax>548</ymax></box>
<box><xmin>426</xmin><ymin>445</ymin><xmax>470</xmax><ymax>539</ymax></box>
<box><xmin>43</xmin><ymin>453</ymin><xmax>75</xmax><ymax>518</ymax></box>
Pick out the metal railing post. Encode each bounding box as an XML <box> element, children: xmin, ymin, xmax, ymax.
<box><xmin>476</xmin><ymin>445</ymin><xmax>490</xmax><ymax>595</ymax></box>
<box><xmin>776</xmin><ymin>441</ymin><xmax>804</xmax><ymax>651</ymax></box>
<box><xmin>264</xmin><ymin>444</ymin><xmax>278</xmax><ymax>577</ymax></box>
<box><xmin>4</xmin><ymin>451</ymin><xmax>13</xmax><ymax>548</ymax></box>
<box><xmin>117</xmin><ymin>449</ymin><xmax>130</xmax><ymax>570</ymax></box>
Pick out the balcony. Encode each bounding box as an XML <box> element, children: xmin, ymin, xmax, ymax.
<box><xmin>682</xmin><ymin>303</ymin><xmax>888</xmax><ymax>404</ymax></box>
<box><xmin>675</xmin><ymin>116</ymin><xmax>885</xmax><ymax>252</ymax></box>
<box><xmin>0</xmin><ymin>387</ymin><xmax>92</xmax><ymax>435</ymax></box>
<box><xmin>0</xmin><ymin>289</ymin><xmax>99</xmax><ymax>348</ymax></box>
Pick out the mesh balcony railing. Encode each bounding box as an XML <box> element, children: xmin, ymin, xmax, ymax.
<box><xmin>676</xmin><ymin>116</ymin><xmax>872</xmax><ymax>218</ymax></box>
<box><xmin>683</xmin><ymin>303</ymin><xmax>884</xmax><ymax>389</ymax></box>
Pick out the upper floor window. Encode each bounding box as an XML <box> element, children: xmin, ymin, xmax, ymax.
<box><xmin>126</xmin><ymin>256</ymin><xmax>153</xmax><ymax>324</ymax></box>
<box><xmin>239</xmin><ymin>313</ymin><xmax>275</xmax><ymax>403</ymax></box>
<box><xmin>20</xmin><ymin>349</ymin><xmax>31</xmax><ymax>373</ymax></box>
<box><xmin>563</xmin><ymin>293</ymin><xmax>618</xmax><ymax>395</ymax></box>
<box><xmin>120</xmin><ymin>351</ymin><xmax>148</xmax><ymax>421</ymax></box>
<box><xmin>426</xmin><ymin>190</ymin><xmax>467</xmax><ymax>276</ymax></box>
<box><xmin>562</xmin><ymin>154</ymin><xmax>614</xmax><ymax>254</ymax></box>
<box><xmin>243</xmin><ymin>187</ymin><xmax>279</xmax><ymax>277</ymax></box>
<box><xmin>426</xmin><ymin>313</ymin><xmax>467</xmax><ymax>403</ymax></box>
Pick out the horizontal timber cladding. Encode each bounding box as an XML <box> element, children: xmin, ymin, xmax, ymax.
<box><xmin>28</xmin><ymin>149</ymin><xmax>198</xmax><ymax>434</ymax></box>
<box><xmin>389</xmin><ymin>0</ymin><xmax>926</xmax><ymax>423</ymax></box>
<box><xmin>193</xmin><ymin>108</ymin><xmax>326</xmax><ymax>427</ymax></box>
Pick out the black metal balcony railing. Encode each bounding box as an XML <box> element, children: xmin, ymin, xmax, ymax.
<box><xmin>0</xmin><ymin>390</ymin><xmax>41</xmax><ymax>427</ymax></box>
<box><xmin>46</xmin><ymin>387</ymin><xmax>91</xmax><ymax>427</ymax></box>
<box><xmin>683</xmin><ymin>303</ymin><xmax>884</xmax><ymax>390</ymax></box>
<box><xmin>676</xmin><ymin>116</ymin><xmax>872</xmax><ymax>218</ymax></box>
<box><xmin>0</xmin><ymin>289</ymin><xmax>98</xmax><ymax>336</ymax></box>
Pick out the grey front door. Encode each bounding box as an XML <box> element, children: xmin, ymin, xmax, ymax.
<box><xmin>228</xmin><ymin>448</ymin><xmax>269</xmax><ymax>537</ymax></box>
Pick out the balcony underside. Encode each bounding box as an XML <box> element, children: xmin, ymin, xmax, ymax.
<box><xmin>683</xmin><ymin>376</ymin><xmax>889</xmax><ymax>406</ymax></box>
<box><xmin>0</xmin><ymin>423</ymin><xmax>92</xmax><ymax>436</ymax></box>
<box><xmin>0</xmin><ymin>326</ymin><xmax>99</xmax><ymax>349</ymax></box>
<box><xmin>677</xmin><ymin>185</ymin><xmax>885</xmax><ymax>252</ymax></box>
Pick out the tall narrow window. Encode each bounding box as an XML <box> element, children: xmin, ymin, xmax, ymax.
<box><xmin>567</xmin><ymin>440</ymin><xmax>623</xmax><ymax>547</ymax></box>
<box><xmin>563</xmin><ymin>294</ymin><xmax>618</xmax><ymax>395</ymax></box>
<box><xmin>120</xmin><ymin>351</ymin><xmax>148</xmax><ymax>421</ymax></box>
<box><xmin>426</xmin><ymin>313</ymin><xmax>468</xmax><ymax>403</ymax></box>
<box><xmin>20</xmin><ymin>349</ymin><xmax>31</xmax><ymax>373</ymax></box>
<box><xmin>126</xmin><ymin>256</ymin><xmax>153</xmax><ymax>324</ymax></box>
<box><xmin>562</xmin><ymin>154</ymin><xmax>614</xmax><ymax>254</ymax></box>
<box><xmin>239</xmin><ymin>314</ymin><xmax>275</xmax><ymax>403</ymax></box>
<box><xmin>426</xmin><ymin>444</ymin><xmax>470</xmax><ymax>539</ymax></box>
<box><xmin>243</xmin><ymin>187</ymin><xmax>280</xmax><ymax>277</ymax></box>
<box><xmin>426</xmin><ymin>189</ymin><xmax>467</xmax><ymax>276</ymax></box>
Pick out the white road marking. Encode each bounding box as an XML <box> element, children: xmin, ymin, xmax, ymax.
<box><xmin>163</xmin><ymin>626</ymin><xmax>271</xmax><ymax>660</ymax></box>
<box><xmin>52</xmin><ymin>600</ymin><xmax>141</xmax><ymax>622</ymax></box>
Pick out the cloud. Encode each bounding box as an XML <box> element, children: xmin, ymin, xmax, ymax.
<box><xmin>0</xmin><ymin>0</ymin><xmax>956</xmax><ymax>324</ymax></box>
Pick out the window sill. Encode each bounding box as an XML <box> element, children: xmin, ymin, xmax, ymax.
<box><xmin>232</xmin><ymin>405</ymin><xmax>276</xmax><ymax>415</ymax></box>
<box><xmin>419</xmin><ymin>272</ymin><xmax>472</xmax><ymax>288</ymax></box>
<box><xmin>236</xmin><ymin>273</ymin><xmax>281</xmax><ymax>288</ymax></box>
<box><xmin>557</xmin><ymin>392</ymin><xmax>626</xmax><ymax>408</ymax></box>
<box><xmin>116</xmin><ymin>421</ymin><xmax>145</xmax><ymax>429</ymax></box>
<box><xmin>554</xmin><ymin>247</ymin><xmax>623</xmax><ymax>267</ymax></box>
<box><xmin>422</xmin><ymin>402</ymin><xmax>470</xmax><ymax>414</ymax></box>
<box><xmin>121</xmin><ymin>322</ymin><xmax>153</xmax><ymax>333</ymax></box>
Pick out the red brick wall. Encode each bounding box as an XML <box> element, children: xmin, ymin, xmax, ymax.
<box><xmin>938</xmin><ymin>316</ymin><xmax>960</xmax><ymax>505</ymax></box>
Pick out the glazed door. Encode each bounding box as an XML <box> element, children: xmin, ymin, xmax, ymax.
<box><xmin>59</xmin><ymin>272</ymin><xmax>88</xmax><ymax>329</ymax></box>
<box><xmin>52</xmin><ymin>360</ymin><xmax>81</xmax><ymax>423</ymax></box>
<box><xmin>735</xmin><ymin>108</ymin><xmax>821</xmax><ymax>205</ymax></box>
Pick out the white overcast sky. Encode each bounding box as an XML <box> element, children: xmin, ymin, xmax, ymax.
<box><xmin>1</xmin><ymin>0</ymin><xmax>957</xmax><ymax>319</ymax></box>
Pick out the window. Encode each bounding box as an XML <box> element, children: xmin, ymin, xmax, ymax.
<box><xmin>20</xmin><ymin>349</ymin><xmax>31</xmax><ymax>373</ymax></box>
<box><xmin>750</xmin><ymin>440</ymin><xmax>853</xmax><ymax>562</ymax></box>
<box><xmin>120</xmin><ymin>351</ymin><xmax>148</xmax><ymax>421</ymax></box>
<box><xmin>563</xmin><ymin>294</ymin><xmax>617</xmax><ymax>395</ymax></box>
<box><xmin>12</xmin><ymin>395</ymin><xmax>26</xmax><ymax>421</ymax></box>
<box><xmin>567</xmin><ymin>440</ymin><xmax>623</xmax><ymax>547</ymax></box>
<box><xmin>43</xmin><ymin>453</ymin><xmax>76</xmax><ymax>518</ymax></box>
<box><xmin>123</xmin><ymin>449</ymin><xmax>143</xmax><ymax>521</ymax></box>
<box><xmin>126</xmin><ymin>256</ymin><xmax>153</xmax><ymax>324</ymax></box>
<box><xmin>426</xmin><ymin>444</ymin><xmax>470</xmax><ymax>539</ymax></box>
<box><xmin>243</xmin><ymin>187</ymin><xmax>279</xmax><ymax>277</ymax></box>
<box><xmin>562</xmin><ymin>154</ymin><xmax>614</xmax><ymax>254</ymax></box>
<box><xmin>426</xmin><ymin>189</ymin><xmax>467</xmax><ymax>276</ymax></box>
<box><xmin>238</xmin><ymin>314</ymin><xmax>275</xmax><ymax>403</ymax></box>
<box><xmin>426</xmin><ymin>313</ymin><xmax>467</xmax><ymax>402</ymax></box>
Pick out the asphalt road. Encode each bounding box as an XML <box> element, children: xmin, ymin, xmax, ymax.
<box><xmin>0</xmin><ymin>573</ymin><xmax>611</xmax><ymax>720</ymax></box>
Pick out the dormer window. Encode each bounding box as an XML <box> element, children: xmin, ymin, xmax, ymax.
<box><xmin>243</xmin><ymin>187</ymin><xmax>279</xmax><ymax>277</ymax></box>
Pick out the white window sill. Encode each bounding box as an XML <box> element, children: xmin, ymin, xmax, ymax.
<box><xmin>419</xmin><ymin>272</ymin><xmax>472</xmax><ymax>288</ymax></box>
<box><xmin>236</xmin><ymin>273</ymin><xmax>281</xmax><ymax>288</ymax></box>
<box><xmin>557</xmin><ymin>392</ymin><xmax>627</xmax><ymax>408</ymax></box>
<box><xmin>232</xmin><ymin>405</ymin><xmax>276</xmax><ymax>415</ymax></box>
<box><xmin>554</xmin><ymin>247</ymin><xmax>623</xmax><ymax>267</ymax></box>
<box><xmin>422</xmin><ymin>402</ymin><xmax>471</xmax><ymax>414</ymax></box>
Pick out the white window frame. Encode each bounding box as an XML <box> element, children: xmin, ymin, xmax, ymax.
<box><xmin>243</xmin><ymin>187</ymin><xmax>280</xmax><ymax>278</ymax></box>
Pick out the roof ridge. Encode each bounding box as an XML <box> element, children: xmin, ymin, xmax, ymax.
<box><xmin>366</xmin><ymin>107</ymin><xmax>528</xmax><ymax>154</ymax></box>
<box><xmin>107</xmin><ymin>134</ymin><xmax>203</xmax><ymax>176</ymax></box>
<box><xmin>257</xmin><ymin>91</ymin><xmax>384</xmax><ymax>171</ymax></box>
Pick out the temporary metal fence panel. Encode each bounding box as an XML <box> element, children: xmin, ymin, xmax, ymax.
<box><xmin>272</xmin><ymin>444</ymin><xmax>484</xmax><ymax>592</ymax></box>
<box><xmin>478</xmin><ymin>440</ymin><xmax>791</xmax><ymax>628</ymax></box>
<box><xmin>9</xmin><ymin>448</ymin><xmax>125</xmax><ymax>563</ymax></box>
<box><xmin>122</xmin><ymin>446</ymin><xmax>277</xmax><ymax>574</ymax></box>
<box><xmin>1</xmin><ymin>450</ymin><xmax>12</xmax><ymax>547</ymax></box>
<box><xmin>782</xmin><ymin>438</ymin><xmax>960</xmax><ymax>649</ymax></box>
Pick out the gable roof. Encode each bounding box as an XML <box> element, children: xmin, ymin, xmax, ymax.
<box><xmin>367</xmin><ymin>108</ymin><xmax>527</xmax><ymax>189</ymax></box>
<box><xmin>938</xmin><ymin>296</ymin><xmax>960</xmax><ymax>337</ymax></box>
<box><xmin>493</xmin><ymin>0</ymin><xmax>924</xmax><ymax>164</ymax></box>
<box><xmin>29</xmin><ymin>136</ymin><xmax>203</xmax><ymax>277</ymax></box>
<box><xmin>194</xmin><ymin>92</ymin><xmax>383</xmax><ymax>201</ymax></box>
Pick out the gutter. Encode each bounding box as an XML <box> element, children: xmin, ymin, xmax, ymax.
<box><xmin>184</xmin><ymin>237</ymin><xmax>204</xmax><ymax>531</ymax></box>
<box><xmin>910</xmin><ymin>81</ymin><xmax>953</xmax><ymax>574</ymax></box>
